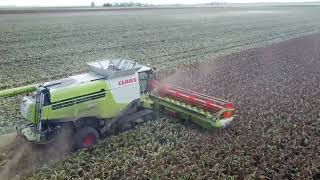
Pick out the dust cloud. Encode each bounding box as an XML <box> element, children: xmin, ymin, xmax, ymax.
<box><xmin>0</xmin><ymin>127</ymin><xmax>74</xmax><ymax>180</ymax></box>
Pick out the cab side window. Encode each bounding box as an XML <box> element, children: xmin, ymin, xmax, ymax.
<box><xmin>43</xmin><ymin>91</ymin><xmax>51</xmax><ymax>106</ymax></box>
<box><xmin>138</xmin><ymin>71</ymin><xmax>149</xmax><ymax>93</ymax></box>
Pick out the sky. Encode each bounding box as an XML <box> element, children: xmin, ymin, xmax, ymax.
<box><xmin>0</xmin><ymin>0</ymin><xmax>319</xmax><ymax>7</ymax></box>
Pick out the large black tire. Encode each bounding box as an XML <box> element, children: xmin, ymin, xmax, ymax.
<box><xmin>74</xmin><ymin>127</ymin><xmax>99</xmax><ymax>149</ymax></box>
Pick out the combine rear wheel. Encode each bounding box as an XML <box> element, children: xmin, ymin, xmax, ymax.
<box><xmin>74</xmin><ymin>127</ymin><xmax>99</xmax><ymax>149</ymax></box>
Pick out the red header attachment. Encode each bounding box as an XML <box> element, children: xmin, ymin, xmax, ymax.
<box><xmin>151</xmin><ymin>81</ymin><xmax>235</xmax><ymax>119</ymax></box>
<box><xmin>223</xmin><ymin>103</ymin><xmax>235</xmax><ymax>119</ymax></box>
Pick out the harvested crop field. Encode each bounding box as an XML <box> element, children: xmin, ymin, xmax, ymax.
<box><xmin>0</xmin><ymin>5</ymin><xmax>320</xmax><ymax>179</ymax></box>
<box><xmin>25</xmin><ymin>34</ymin><xmax>320</xmax><ymax>179</ymax></box>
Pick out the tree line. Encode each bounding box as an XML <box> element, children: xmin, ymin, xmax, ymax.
<box><xmin>102</xmin><ymin>2</ymin><xmax>151</xmax><ymax>7</ymax></box>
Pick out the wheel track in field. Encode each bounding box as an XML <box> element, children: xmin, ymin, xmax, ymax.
<box><xmin>0</xmin><ymin>26</ymin><xmax>316</xmax><ymax>90</ymax></box>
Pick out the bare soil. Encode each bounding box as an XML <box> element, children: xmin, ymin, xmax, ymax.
<box><xmin>0</xmin><ymin>129</ymin><xmax>73</xmax><ymax>180</ymax></box>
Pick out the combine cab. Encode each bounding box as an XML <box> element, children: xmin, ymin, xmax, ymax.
<box><xmin>0</xmin><ymin>59</ymin><xmax>235</xmax><ymax>149</ymax></box>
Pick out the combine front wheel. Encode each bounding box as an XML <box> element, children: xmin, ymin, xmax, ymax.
<box><xmin>74</xmin><ymin>127</ymin><xmax>99</xmax><ymax>149</ymax></box>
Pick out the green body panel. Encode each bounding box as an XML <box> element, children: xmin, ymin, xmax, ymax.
<box><xmin>42</xmin><ymin>97</ymin><xmax>127</xmax><ymax>121</ymax></box>
<box><xmin>50</xmin><ymin>81</ymin><xmax>106</xmax><ymax>103</ymax></box>
<box><xmin>41</xmin><ymin>81</ymin><xmax>129</xmax><ymax>122</ymax></box>
<box><xmin>12</xmin><ymin>80</ymin><xmax>131</xmax><ymax>125</ymax></box>
<box><xmin>0</xmin><ymin>84</ymin><xmax>38</xmax><ymax>97</ymax></box>
<box><xmin>27</xmin><ymin>104</ymin><xmax>37</xmax><ymax>124</ymax></box>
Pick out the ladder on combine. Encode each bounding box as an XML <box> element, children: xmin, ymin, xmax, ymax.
<box><xmin>150</xmin><ymin>81</ymin><xmax>235</xmax><ymax>129</ymax></box>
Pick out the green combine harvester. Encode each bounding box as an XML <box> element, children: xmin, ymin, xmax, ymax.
<box><xmin>0</xmin><ymin>60</ymin><xmax>235</xmax><ymax>149</ymax></box>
